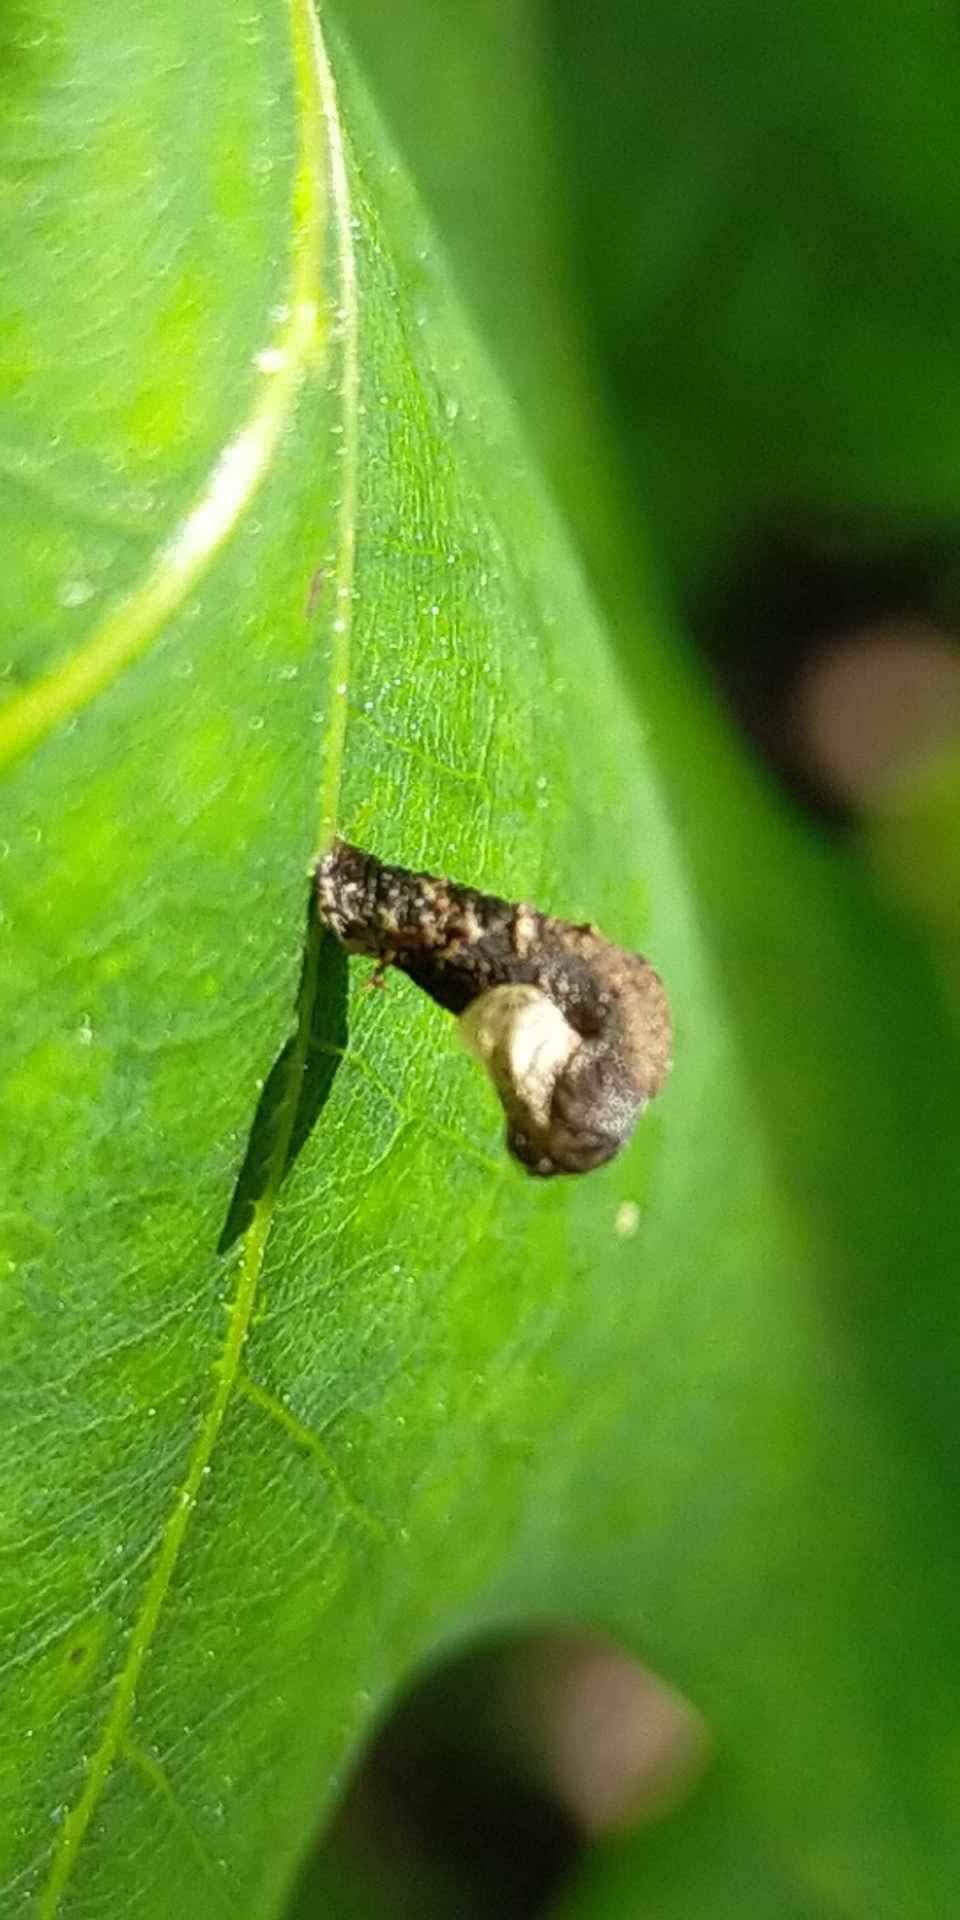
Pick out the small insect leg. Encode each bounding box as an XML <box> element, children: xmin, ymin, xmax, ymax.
<box><xmin>365</xmin><ymin>953</ymin><xmax>395</xmax><ymax>991</ymax></box>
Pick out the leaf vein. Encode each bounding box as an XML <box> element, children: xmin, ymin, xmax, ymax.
<box><xmin>0</xmin><ymin>15</ymin><xmax>329</xmax><ymax>778</ymax></box>
<box><xmin>122</xmin><ymin>1738</ymin><xmax>230</xmax><ymax>1907</ymax></box>
<box><xmin>238</xmin><ymin>1371</ymin><xmax>387</xmax><ymax>1541</ymax></box>
<box><xmin>34</xmin><ymin>6</ymin><xmax>350</xmax><ymax>1912</ymax></box>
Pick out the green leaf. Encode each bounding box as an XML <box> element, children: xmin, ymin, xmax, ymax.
<box><xmin>4</xmin><ymin>8</ymin><xmax>960</xmax><ymax>1920</ymax></box>
<box><xmin>546</xmin><ymin>0</ymin><xmax>960</xmax><ymax>581</ymax></box>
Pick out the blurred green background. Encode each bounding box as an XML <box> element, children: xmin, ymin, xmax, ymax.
<box><xmin>344</xmin><ymin>0</ymin><xmax>960</xmax><ymax>586</ymax></box>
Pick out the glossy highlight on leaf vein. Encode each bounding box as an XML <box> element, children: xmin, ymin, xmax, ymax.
<box><xmin>315</xmin><ymin>840</ymin><xmax>672</xmax><ymax>1175</ymax></box>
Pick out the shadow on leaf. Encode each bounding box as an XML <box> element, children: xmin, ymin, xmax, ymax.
<box><xmin>217</xmin><ymin>911</ymin><xmax>349</xmax><ymax>1255</ymax></box>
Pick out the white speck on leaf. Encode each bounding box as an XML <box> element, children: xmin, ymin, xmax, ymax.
<box><xmin>57</xmin><ymin>576</ymin><xmax>95</xmax><ymax>609</ymax></box>
<box><xmin>255</xmin><ymin>345</ymin><xmax>287</xmax><ymax>373</ymax></box>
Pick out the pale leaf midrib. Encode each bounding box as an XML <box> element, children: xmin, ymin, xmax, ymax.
<box><xmin>0</xmin><ymin>32</ymin><xmax>325</xmax><ymax>778</ymax></box>
<box><xmin>36</xmin><ymin>7</ymin><xmax>358</xmax><ymax>1913</ymax></box>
